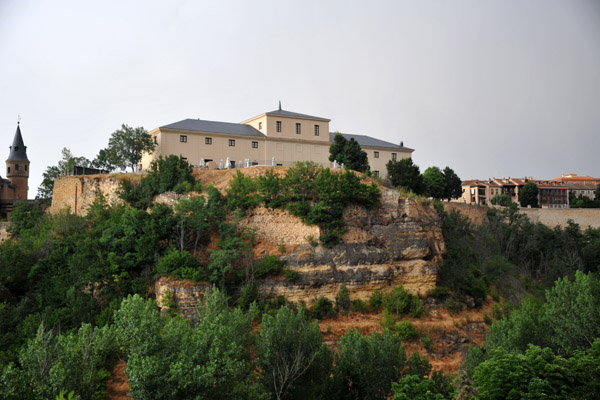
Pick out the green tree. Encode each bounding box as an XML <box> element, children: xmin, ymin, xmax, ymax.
<box><xmin>328</xmin><ymin>132</ymin><xmax>370</xmax><ymax>173</ymax></box>
<box><xmin>386</xmin><ymin>158</ymin><xmax>424</xmax><ymax>194</ymax></box>
<box><xmin>257</xmin><ymin>306</ymin><xmax>332</xmax><ymax>400</ymax></box>
<box><xmin>105</xmin><ymin>124</ymin><xmax>155</xmax><ymax>172</ymax></box>
<box><xmin>442</xmin><ymin>166</ymin><xmax>462</xmax><ymax>201</ymax></box>
<box><xmin>335</xmin><ymin>328</ymin><xmax>406</xmax><ymax>400</ymax></box>
<box><xmin>519</xmin><ymin>181</ymin><xmax>539</xmax><ymax>207</ymax></box>
<box><xmin>423</xmin><ymin>167</ymin><xmax>445</xmax><ymax>199</ymax></box>
<box><xmin>36</xmin><ymin>148</ymin><xmax>92</xmax><ymax>200</ymax></box>
<box><xmin>490</xmin><ymin>193</ymin><xmax>512</xmax><ymax>207</ymax></box>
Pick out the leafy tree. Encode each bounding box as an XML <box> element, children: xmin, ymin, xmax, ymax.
<box><xmin>36</xmin><ymin>148</ymin><xmax>92</xmax><ymax>200</ymax></box>
<box><xmin>335</xmin><ymin>328</ymin><xmax>406</xmax><ymax>400</ymax></box>
<box><xmin>386</xmin><ymin>158</ymin><xmax>424</xmax><ymax>194</ymax></box>
<box><xmin>519</xmin><ymin>181</ymin><xmax>539</xmax><ymax>207</ymax></box>
<box><xmin>328</xmin><ymin>132</ymin><xmax>370</xmax><ymax>173</ymax></box>
<box><xmin>442</xmin><ymin>166</ymin><xmax>462</xmax><ymax>201</ymax></box>
<box><xmin>257</xmin><ymin>306</ymin><xmax>332</xmax><ymax>400</ymax></box>
<box><xmin>490</xmin><ymin>193</ymin><xmax>512</xmax><ymax>207</ymax></box>
<box><xmin>105</xmin><ymin>124</ymin><xmax>155</xmax><ymax>172</ymax></box>
<box><xmin>91</xmin><ymin>148</ymin><xmax>117</xmax><ymax>171</ymax></box>
<box><xmin>423</xmin><ymin>167</ymin><xmax>445</xmax><ymax>199</ymax></box>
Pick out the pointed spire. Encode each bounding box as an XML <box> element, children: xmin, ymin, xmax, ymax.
<box><xmin>279</xmin><ymin>100</ymin><xmax>281</xmax><ymax>111</ymax></box>
<box><xmin>7</xmin><ymin>123</ymin><xmax>29</xmax><ymax>162</ymax></box>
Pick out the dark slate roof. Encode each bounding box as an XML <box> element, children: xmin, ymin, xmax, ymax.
<box><xmin>329</xmin><ymin>132</ymin><xmax>414</xmax><ymax>151</ymax></box>
<box><xmin>160</xmin><ymin>119</ymin><xmax>266</xmax><ymax>138</ymax></box>
<box><xmin>264</xmin><ymin>109</ymin><xmax>330</xmax><ymax>121</ymax></box>
<box><xmin>7</xmin><ymin>124</ymin><xmax>29</xmax><ymax>162</ymax></box>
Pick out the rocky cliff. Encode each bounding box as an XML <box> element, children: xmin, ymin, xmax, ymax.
<box><xmin>49</xmin><ymin>174</ymin><xmax>129</xmax><ymax>215</ymax></box>
<box><xmin>156</xmin><ymin>188</ymin><xmax>444</xmax><ymax>315</ymax></box>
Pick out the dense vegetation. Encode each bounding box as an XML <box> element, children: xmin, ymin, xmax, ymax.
<box><xmin>386</xmin><ymin>158</ymin><xmax>462</xmax><ymax>201</ymax></box>
<box><xmin>4</xmin><ymin>156</ymin><xmax>600</xmax><ymax>399</ymax></box>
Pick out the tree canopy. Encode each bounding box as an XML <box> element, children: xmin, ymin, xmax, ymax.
<box><xmin>386</xmin><ymin>158</ymin><xmax>424</xmax><ymax>194</ymax></box>
<box><xmin>103</xmin><ymin>124</ymin><xmax>155</xmax><ymax>172</ymax></box>
<box><xmin>520</xmin><ymin>181</ymin><xmax>539</xmax><ymax>207</ymax></box>
<box><xmin>442</xmin><ymin>166</ymin><xmax>462</xmax><ymax>201</ymax></box>
<box><xmin>423</xmin><ymin>167</ymin><xmax>446</xmax><ymax>199</ymax></box>
<box><xmin>328</xmin><ymin>132</ymin><xmax>370</xmax><ymax>173</ymax></box>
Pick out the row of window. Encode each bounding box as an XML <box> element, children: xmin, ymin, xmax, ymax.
<box><xmin>180</xmin><ymin>135</ymin><xmax>259</xmax><ymax>148</ymax></box>
<box><xmin>6</xmin><ymin>164</ymin><xmax>27</xmax><ymax>173</ymax></box>
<box><xmin>274</xmin><ymin>121</ymin><xmax>320</xmax><ymax>136</ymax></box>
<box><xmin>373</xmin><ymin>151</ymin><xmax>397</xmax><ymax>160</ymax></box>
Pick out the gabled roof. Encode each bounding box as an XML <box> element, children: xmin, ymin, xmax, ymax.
<box><xmin>160</xmin><ymin>119</ymin><xmax>266</xmax><ymax>138</ymax></box>
<box><xmin>264</xmin><ymin>109</ymin><xmax>330</xmax><ymax>122</ymax></box>
<box><xmin>329</xmin><ymin>132</ymin><xmax>413</xmax><ymax>151</ymax></box>
<box><xmin>7</xmin><ymin>123</ymin><xmax>29</xmax><ymax>162</ymax></box>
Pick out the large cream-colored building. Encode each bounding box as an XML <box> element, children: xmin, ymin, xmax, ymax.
<box><xmin>141</xmin><ymin>106</ymin><xmax>413</xmax><ymax>179</ymax></box>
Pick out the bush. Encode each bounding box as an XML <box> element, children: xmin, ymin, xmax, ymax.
<box><xmin>239</xmin><ymin>282</ymin><xmax>258</xmax><ymax>310</ymax></box>
<box><xmin>351</xmin><ymin>299</ymin><xmax>370</xmax><ymax>313</ymax></box>
<box><xmin>335</xmin><ymin>284</ymin><xmax>351</xmax><ymax>313</ymax></box>
<box><xmin>283</xmin><ymin>268</ymin><xmax>298</xmax><ymax>282</ymax></box>
<box><xmin>369</xmin><ymin>290</ymin><xmax>384</xmax><ymax>311</ymax></box>
<box><xmin>394</xmin><ymin>321</ymin><xmax>419</xmax><ymax>342</ymax></box>
<box><xmin>445</xmin><ymin>297</ymin><xmax>463</xmax><ymax>315</ymax></box>
<box><xmin>156</xmin><ymin>247</ymin><xmax>206</xmax><ymax>281</ymax></box>
<box><xmin>255</xmin><ymin>255</ymin><xmax>285</xmax><ymax>278</ymax></box>
<box><xmin>421</xmin><ymin>335</ymin><xmax>434</xmax><ymax>352</ymax></box>
<box><xmin>311</xmin><ymin>296</ymin><xmax>335</xmax><ymax>319</ymax></box>
<box><xmin>383</xmin><ymin>286</ymin><xmax>424</xmax><ymax>318</ymax></box>
<box><xmin>427</xmin><ymin>286</ymin><xmax>449</xmax><ymax>299</ymax></box>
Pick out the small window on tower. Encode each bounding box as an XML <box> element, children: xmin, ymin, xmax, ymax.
<box><xmin>15</xmin><ymin>164</ymin><xmax>19</xmax><ymax>171</ymax></box>
<box><xmin>25</xmin><ymin>165</ymin><xmax>27</xmax><ymax>171</ymax></box>
<box><xmin>7</xmin><ymin>167</ymin><xmax>10</xmax><ymax>173</ymax></box>
<box><xmin>259</xmin><ymin>122</ymin><xmax>263</xmax><ymax>130</ymax></box>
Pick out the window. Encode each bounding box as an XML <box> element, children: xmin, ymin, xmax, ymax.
<box><xmin>252</xmin><ymin>141</ymin><xmax>258</xmax><ymax>149</ymax></box>
<box><xmin>296</xmin><ymin>123</ymin><xmax>301</xmax><ymax>134</ymax></box>
<box><xmin>259</xmin><ymin>122</ymin><xmax>263</xmax><ymax>130</ymax></box>
<box><xmin>229</xmin><ymin>139</ymin><xmax>235</xmax><ymax>147</ymax></box>
<box><xmin>205</xmin><ymin>137</ymin><xmax>212</xmax><ymax>145</ymax></box>
<box><xmin>374</xmin><ymin>171</ymin><xmax>380</xmax><ymax>178</ymax></box>
<box><xmin>314</xmin><ymin>125</ymin><xmax>320</xmax><ymax>136</ymax></box>
<box><xmin>15</xmin><ymin>164</ymin><xmax>19</xmax><ymax>171</ymax></box>
<box><xmin>392</xmin><ymin>153</ymin><xmax>397</xmax><ymax>160</ymax></box>
<box><xmin>180</xmin><ymin>135</ymin><xmax>187</xmax><ymax>143</ymax></box>
<box><xmin>154</xmin><ymin>136</ymin><xmax>158</xmax><ymax>145</ymax></box>
<box><xmin>276</xmin><ymin>121</ymin><xmax>282</xmax><ymax>132</ymax></box>
<box><xmin>7</xmin><ymin>167</ymin><xmax>10</xmax><ymax>173</ymax></box>
<box><xmin>374</xmin><ymin>151</ymin><xmax>379</xmax><ymax>158</ymax></box>
<box><xmin>25</xmin><ymin>165</ymin><xmax>27</xmax><ymax>171</ymax></box>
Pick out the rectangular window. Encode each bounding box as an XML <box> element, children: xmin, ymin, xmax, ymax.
<box><xmin>314</xmin><ymin>125</ymin><xmax>320</xmax><ymax>136</ymax></box>
<box><xmin>25</xmin><ymin>165</ymin><xmax>27</xmax><ymax>171</ymax></box>
<box><xmin>374</xmin><ymin>151</ymin><xmax>379</xmax><ymax>158</ymax></box>
<box><xmin>276</xmin><ymin>121</ymin><xmax>282</xmax><ymax>132</ymax></box>
<box><xmin>7</xmin><ymin>167</ymin><xmax>10</xmax><ymax>173</ymax></box>
<box><xmin>180</xmin><ymin>135</ymin><xmax>187</xmax><ymax>143</ymax></box>
<box><xmin>296</xmin><ymin>123</ymin><xmax>301</xmax><ymax>134</ymax></box>
<box><xmin>205</xmin><ymin>137</ymin><xmax>212</xmax><ymax>145</ymax></box>
<box><xmin>392</xmin><ymin>153</ymin><xmax>397</xmax><ymax>160</ymax></box>
<box><xmin>154</xmin><ymin>136</ymin><xmax>158</xmax><ymax>145</ymax></box>
<box><xmin>229</xmin><ymin>139</ymin><xmax>235</xmax><ymax>147</ymax></box>
<box><xmin>15</xmin><ymin>164</ymin><xmax>19</xmax><ymax>171</ymax></box>
<box><xmin>252</xmin><ymin>141</ymin><xmax>258</xmax><ymax>149</ymax></box>
<box><xmin>374</xmin><ymin>171</ymin><xmax>380</xmax><ymax>178</ymax></box>
<box><xmin>259</xmin><ymin>122</ymin><xmax>263</xmax><ymax>130</ymax></box>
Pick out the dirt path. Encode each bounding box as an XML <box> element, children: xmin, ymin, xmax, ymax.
<box><xmin>106</xmin><ymin>360</ymin><xmax>130</xmax><ymax>400</ymax></box>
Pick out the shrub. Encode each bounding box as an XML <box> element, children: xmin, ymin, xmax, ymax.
<box><xmin>383</xmin><ymin>286</ymin><xmax>424</xmax><ymax>318</ymax></box>
<box><xmin>369</xmin><ymin>290</ymin><xmax>384</xmax><ymax>311</ymax></box>
<box><xmin>445</xmin><ymin>297</ymin><xmax>463</xmax><ymax>315</ymax></box>
<box><xmin>421</xmin><ymin>335</ymin><xmax>434</xmax><ymax>352</ymax></box>
<box><xmin>335</xmin><ymin>284</ymin><xmax>351</xmax><ymax>313</ymax></box>
<box><xmin>255</xmin><ymin>255</ymin><xmax>285</xmax><ymax>278</ymax></box>
<box><xmin>395</xmin><ymin>321</ymin><xmax>419</xmax><ymax>342</ymax></box>
<box><xmin>156</xmin><ymin>247</ymin><xmax>206</xmax><ymax>281</ymax></box>
<box><xmin>311</xmin><ymin>296</ymin><xmax>335</xmax><ymax>319</ymax></box>
<box><xmin>351</xmin><ymin>299</ymin><xmax>369</xmax><ymax>313</ymax></box>
<box><xmin>239</xmin><ymin>282</ymin><xmax>258</xmax><ymax>310</ymax></box>
<box><xmin>283</xmin><ymin>268</ymin><xmax>298</xmax><ymax>282</ymax></box>
<box><xmin>427</xmin><ymin>286</ymin><xmax>449</xmax><ymax>299</ymax></box>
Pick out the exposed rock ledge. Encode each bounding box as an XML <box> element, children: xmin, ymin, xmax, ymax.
<box><xmin>156</xmin><ymin>190</ymin><xmax>445</xmax><ymax>315</ymax></box>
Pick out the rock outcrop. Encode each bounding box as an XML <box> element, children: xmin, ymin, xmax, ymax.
<box><xmin>49</xmin><ymin>174</ymin><xmax>128</xmax><ymax>215</ymax></box>
<box><xmin>256</xmin><ymin>190</ymin><xmax>444</xmax><ymax>304</ymax></box>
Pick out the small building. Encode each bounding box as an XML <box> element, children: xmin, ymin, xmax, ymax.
<box><xmin>552</xmin><ymin>174</ymin><xmax>599</xmax><ymax>200</ymax></box>
<box><xmin>534</xmin><ymin>180</ymin><xmax>569</xmax><ymax>209</ymax></box>
<box><xmin>141</xmin><ymin>104</ymin><xmax>413</xmax><ymax>180</ymax></box>
<box><xmin>1</xmin><ymin>123</ymin><xmax>30</xmax><ymax>218</ymax></box>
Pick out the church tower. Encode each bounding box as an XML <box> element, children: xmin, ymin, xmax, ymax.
<box><xmin>6</xmin><ymin>122</ymin><xmax>30</xmax><ymax>200</ymax></box>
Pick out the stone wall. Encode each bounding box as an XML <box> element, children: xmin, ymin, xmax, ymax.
<box><xmin>49</xmin><ymin>175</ymin><xmax>129</xmax><ymax>215</ymax></box>
<box><xmin>444</xmin><ymin>202</ymin><xmax>600</xmax><ymax>229</ymax></box>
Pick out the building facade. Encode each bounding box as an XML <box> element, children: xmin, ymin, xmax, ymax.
<box><xmin>460</xmin><ymin>177</ymin><xmax>569</xmax><ymax>208</ymax></box>
<box><xmin>552</xmin><ymin>174</ymin><xmax>599</xmax><ymax>200</ymax></box>
<box><xmin>1</xmin><ymin>123</ymin><xmax>30</xmax><ymax>217</ymax></box>
<box><xmin>141</xmin><ymin>106</ymin><xmax>413</xmax><ymax>179</ymax></box>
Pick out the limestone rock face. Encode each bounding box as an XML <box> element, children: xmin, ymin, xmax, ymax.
<box><xmin>257</xmin><ymin>190</ymin><xmax>445</xmax><ymax>304</ymax></box>
<box><xmin>155</xmin><ymin>277</ymin><xmax>211</xmax><ymax>320</ymax></box>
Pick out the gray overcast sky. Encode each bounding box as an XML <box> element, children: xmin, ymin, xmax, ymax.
<box><xmin>1</xmin><ymin>0</ymin><xmax>600</xmax><ymax>195</ymax></box>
